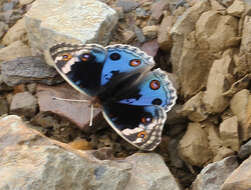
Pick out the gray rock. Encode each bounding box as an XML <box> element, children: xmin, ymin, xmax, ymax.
<box><xmin>25</xmin><ymin>0</ymin><xmax>118</xmax><ymax>56</ymax></box>
<box><xmin>10</xmin><ymin>91</ymin><xmax>37</xmax><ymax>117</ymax></box>
<box><xmin>0</xmin><ymin>21</ymin><xmax>8</xmax><ymax>39</ymax></box>
<box><xmin>238</xmin><ymin>139</ymin><xmax>251</xmax><ymax>159</ymax></box>
<box><xmin>1</xmin><ymin>56</ymin><xmax>63</xmax><ymax>86</ymax></box>
<box><xmin>125</xmin><ymin>153</ymin><xmax>182</xmax><ymax>190</ymax></box>
<box><xmin>133</xmin><ymin>25</ymin><xmax>146</xmax><ymax>43</ymax></box>
<box><xmin>116</xmin><ymin>0</ymin><xmax>140</xmax><ymax>13</ymax></box>
<box><xmin>191</xmin><ymin>156</ymin><xmax>239</xmax><ymax>190</ymax></box>
<box><xmin>0</xmin><ymin>115</ymin><xmax>181</xmax><ymax>190</ymax></box>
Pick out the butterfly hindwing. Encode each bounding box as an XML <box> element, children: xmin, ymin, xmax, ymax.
<box><xmin>117</xmin><ymin>69</ymin><xmax>177</xmax><ymax>112</ymax></box>
<box><xmin>102</xmin><ymin>102</ymin><xmax>166</xmax><ymax>151</ymax></box>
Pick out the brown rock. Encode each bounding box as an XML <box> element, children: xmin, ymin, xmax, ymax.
<box><xmin>36</xmin><ymin>84</ymin><xmax>101</xmax><ymax>130</ymax></box>
<box><xmin>203</xmin><ymin>52</ymin><xmax>233</xmax><ymax>113</ymax></box>
<box><xmin>68</xmin><ymin>138</ymin><xmax>93</xmax><ymax>150</ymax></box>
<box><xmin>2</xmin><ymin>17</ymin><xmax>27</xmax><ymax>45</ymax></box>
<box><xmin>142</xmin><ymin>25</ymin><xmax>158</xmax><ymax>39</ymax></box>
<box><xmin>221</xmin><ymin>156</ymin><xmax>251</xmax><ymax>190</ymax></box>
<box><xmin>195</xmin><ymin>11</ymin><xmax>239</xmax><ymax>52</ymax></box>
<box><xmin>0</xmin><ymin>41</ymin><xmax>32</xmax><ymax>62</ymax></box>
<box><xmin>227</xmin><ymin>0</ymin><xmax>245</xmax><ymax>17</ymax></box>
<box><xmin>210</xmin><ymin>0</ymin><xmax>226</xmax><ymax>11</ymax></box>
<box><xmin>10</xmin><ymin>91</ymin><xmax>37</xmax><ymax>117</ymax></box>
<box><xmin>122</xmin><ymin>30</ymin><xmax>135</xmax><ymax>43</ymax></box>
<box><xmin>140</xmin><ymin>39</ymin><xmax>159</xmax><ymax>57</ymax></box>
<box><xmin>230</xmin><ymin>89</ymin><xmax>251</xmax><ymax>141</ymax></box>
<box><xmin>171</xmin><ymin>0</ymin><xmax>210</xmax><ymax>73</ymax></box>
<box><xmin>219</xmin><ymin>116</ymin><xmax>240</xmax><ymax>151</ymax></box>
<box><xmin>182</xmin><ymin>92</ymin><xmax>208</xmax><ymax>122</ymax></box>
<box><xmin>0</xmin><ymin>97</ymin><xmax>8</xmax><ymax>116</ymax></box>
<box><xmin>150</xmin><ymin>0</ymin><xmax>169</xmax><ymax>24</ymax></box>
<box><xmin>157</xmin><ymin>15</ymin><xmax>174</xmax><ymax>51</ymax></box>
<box><xmin>191</xmin><ymin>156</ymin><xmax>239</xmax><ymax>190</ymax></box>
<box><xmin>178</xmin><ymin>122</ymin><xmax>213</xmax><ymax>166</ymax></box>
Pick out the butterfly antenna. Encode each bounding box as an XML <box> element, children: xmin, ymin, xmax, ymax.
<box><xmin>52</xmin><ymin>97</ymin><xmax>89</xmax><ymax>103</ymax></box>
<box><xmin>89</xmin><ymin>104</ymin><xmax>94</xmax><ymax>126</ymax></box>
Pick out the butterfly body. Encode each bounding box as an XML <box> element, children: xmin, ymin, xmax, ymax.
<box><xmin>47</xmin><ymin>43</ymin><xmax>177</xmax><ymax>151</ymax></box>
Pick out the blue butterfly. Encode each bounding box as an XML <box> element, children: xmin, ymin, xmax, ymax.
<box><xmin>48</xmin><ymin>43</ymin><xmax>177</xmax><ymax>151</ymax></box>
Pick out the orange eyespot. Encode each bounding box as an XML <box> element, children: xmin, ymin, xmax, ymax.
<box><xmin>141</xmin><ymin>116</ymin><xmax>152</xmax><ymax>124</ymax></box>
<box><xmin>129</xmin><ymin>59</ymin><xmax>141</xmax><ymax>67</ymax></box>
<box><xmin>150</xmin><ymin>80</ymin><xmax>160</xmax><ymax>90</ymax></box>
<box><xmin>81</xmin><ymin>53</ymin><xmax>91</xmax><ymax>62</ymax></box>
<box><xmin>137</xmin><ymin>131</ymin><xmax>147</xmax><ymax>139</ymax></box>
<box><xmin>62</xmin><ymin>54</ymin><xmax>72</xmax><ymax>61</ymax></box>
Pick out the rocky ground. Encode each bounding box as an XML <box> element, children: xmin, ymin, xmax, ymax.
<box><xmin>0</xmin><ymin>0</ymin><xmax>250</xmax><ymax>189</ymax></box>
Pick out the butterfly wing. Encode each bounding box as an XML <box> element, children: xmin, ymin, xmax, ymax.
<box><xmin>113</xmin><ymin>68</ymin><xmax>177</xmax><ymax>112</ymax></box>
<box><xmin>102</xmin><ymin>102</ymin><xmax>166</xmax><ymax>151</ymax></box>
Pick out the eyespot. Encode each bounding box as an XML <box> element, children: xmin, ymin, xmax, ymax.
<box><xmin>81</xmin><ymin>53</ymin><xmax>92</xmax><ymax>62</ymax></box>
<box><xmin>110</xmin><ymin>53</ymin><xmax>121</xmax><ymax>60</ymax></box>
<box><xmin>62</xmin><ymin>54</ymin><xmax>72</xmax><ymax>61</ymax></box>
<box><xmin>150</xmin><ymin>80</ymin><xmax>160</xmax><ymax>90</ymax></box>
<box><xmin>152</xmin><ymin>98</ymin><xmax>162</xmax><ymax>105</ymax></box>
<box><xmin>141</xmin><ymin>116</ymin><xmax>152</xmax><ymax>124</ymax></box>
<box><xmin>129</xmin><ymin>59</ymin><xmax>141</xmax><ymax>67</ymax></box>
<box><xmin>137</xmin><ymin>131</ymin><xmax>147</xmax><ymax>139</ymax></box>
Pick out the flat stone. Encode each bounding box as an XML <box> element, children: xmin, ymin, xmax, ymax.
<box><xmin>219</xmin><ymin>116</ymin><xmax>240</xmax><ymax>151</ymax></box>
<box><xmin>36</xmin><ymin>84</ymin><xmax>102</xmax><ymax>130</ymax></box>
<box><xmin>178</xmin><ymin>122</ymin><xmax>213</xmax><ymax>166</ymax></box>
<box><xmin>182</xmin><ymin>92</ymin><xmax>208</xmax><ymax>122</ymax></box>
<box><xmin>116</xmin><ymin>0</ymin><xmax>140</xmax><ymax>13</ymax></box>
<box><xmin>10</xmin><ymin>91</ymin><xmax>37</xmax><ymax>117</ymax></box>
<box><xmin>0</xmin><ymin>115</ymin><xmax>131</xmax><ymax>190</ymax></box>
<box><xmin>2</xmin><ymin>17</ymin><xmax>27</xmax><ymax>45</ymax></box>
<box><xmin>25</xmin><ymin>0</ymin><xmax>118</xmax><ymax>56</ymax></box>
<box><xmin>227</xmin><ymin>0</ymin><xmax>245</xmax><ymax>17</ymax></box>
<box><xmin>203</xmin><ymin>52</ymin><xmax>233</xmax><ymax>113</ymax></box>
<box><xmin>1</xmin><ymin>56</ymin><xmax>62</xmax><ymax>86</ymax></box>
<box><xmin>191</xmin><ymin>156</ymin><xmax>239</xmax><ymax>190</ymax></box>
<box><xmin>150</xmin><ymin>0</ymin><xmax>169</xmax><ymax>24</ymax></box>
<box><xmin>222</xmin><ymin>156</ymin><xmax>251</xmax><ymax>190</ymax></box>
<box><xmin>239</xmin><ymin>139</ymin><xmax>251</xmax><ymax>159</ymax></box>
<box><xmin>230</xmin><ymin>89</ymin><xmax>251</xmax><ymax>141</ymax></box>
<box><xmin>125</xmin><ymin>153</ymin><xmax>182</xmax><ymax>190</ymax></box>
<box><xmin>0</xmin><ymin>41</ymin><xmax>31</xmax><ymax>62</ymax></box>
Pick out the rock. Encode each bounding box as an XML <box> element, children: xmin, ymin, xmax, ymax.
<box><xmin>25</xmin><ymin>0</ymin><xmax>118</xmax><ymax>55</ymax></box>
<box><xmin>191</xmin><ymin>156</ymin><xmax>239</xmax><ymax>190</ymax></box>
<box><xmin>158</xmin><ymin>15</ymin><xmax>174</xmax><ymax>51</ymax></box>
<box><xmin>140</xmin><ymin>40</ymin><xmax>159</xmax><ymax>57</ymax></box>
<box><xmin>165</xmin><ymin>104</ymin><xmax>187</xmax><ymax>125</ymax></box>
<box><xmin>0</xmin><ymin>115</ymin><xmax>181</xmax><ymax>190</ymax></box>
<box><xmin>219</xmin><ymin>0</ymin><xmax>234</xmax><ymax>7</ymax></box>
<box><xmin>150</xmin><ymin>0</ymin><xmax>169</xmax><ymax>24</ymax></box>
<box><xmin>182</xmin><ymin>92</ymin><xmax>208</xmax><ymax>122</ymax></box>
<box><xmin>178</xmin><ymin>122</ymin><xmax>213</xmax><ymax>166</ymax></box>
<box><xmin>0</xmin><ymin>21</ymin><xmax>8</xmax><ymax>39</ymax></box>
<box><xmin>0</xmin><ymin>41</ymin><xmax>31</xmax><ymax>62</ymax></box>
<box><xmin>0</xmin><ymin>115</ymin><xmax>131</xmax><ymax>190</ymax></box>
<box><xmin>221</xmin><ymin>156</ymin><xmax>251</xmax><ymax>190</ymax></box>
<box><xmin>133</xmin><ymin>25</ymin><xmax>146</xmax><ymax>43</ymax></box>
<box><xmin>2</xmin><ymin>17</ymin><xmax>27</xmax><ymax>45</ymax></box>
<box><xmin>1</xmin><ymin>56</ymin><xmax>62</xmax><ymax>86</ymax></box>
<box><xmin>125</xmin><ymin>153</ymin><xmax>182</xmax><ymax>190</ymax></box>
<box><xmin>230</xmin><ymin>89</ymin><xmax>251</xmax><ymax>141</ymax></box>
<box><xmin>206</xmin><ymin>122</ymin><xmax>235</xmax><ymax>162</ymax></box>
<box><xmin>0</xmin><ymin>9</ymin><xmax>24</xmax><ymax>26</ymax></box>
<box><xmin>10</xmin><ymin>91</ymin><xmax>37</xmax><ymax>117</ymax></box>
<box><xmin>240</xmin><ymin>16</ymin><xmax>251</xmax><ymax>64</ymax></box>
<box><xmin>0</xmin><ymin>97</ymin><xmax>8</xmax><ymax>116</ymax></box>
<box><xmin>203</xmin><ymin>52</ymin><xmax>233</xmax><ymax>113</ymax></box>
<box><xmin>19</xmin><ymin>0</ymin><xmax>34</xmax><ymax>6</ymax></box>
<box><xmin>210</xmin><ymin>0</ymin><xmax>226</xmax><ymax>11</ymax></box>
<box><xmin>170</xmin><ymin>0</ymin><xmax>210</xmax><ymax>73</ymax></box>
<box><xmin>116</xmin><ymin>0</ymin><xmax>140</xmax><ymax>13</ymax></box>
<box><xmin>239</xmin><ymin>139</ymin><xmax>251</xmax><ymax>159</ymax></box>
<box><xmin>68</xmin><ymin>138</ymin><xmax>93</xmax><ymax>150</ymax></box>
<box><xmin>195</xmin><ymin>11</ymin><xmax>239</xmax><ymax>52</ymax></box>
<box><xmin>36</xmin><ymin>84</ymin><xmax>102</xmax><ymax>130</ymax></box>
<box><xmin>227</xmin><ymin>0</ymin><xmax>245</xmax><ymax>17</ymax></box>
<box><xmin>219</xmin><ymin>116</ymin><xmax>240</xmax><ymax>151</ymax></box>
<box><xmin>142</xmin><ymin>25</ymin><xmax>158</xmax><ymax>39</ymax></box>
<box><xmin>122</xmin><ymin>30</ymin><xmax>135</xmax><ymax>43</ymax></box>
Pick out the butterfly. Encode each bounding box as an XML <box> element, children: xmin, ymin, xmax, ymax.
<box><xmin>46</xmin><ymin>43</ymin><xmax>177</xmax><ymax>151</ymax></box>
